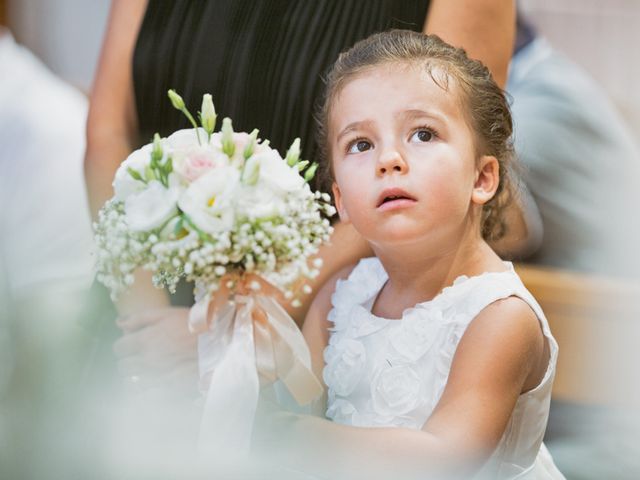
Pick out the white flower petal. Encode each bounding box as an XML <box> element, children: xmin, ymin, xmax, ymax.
<box><xmin>124</xmin><ymin>180</ymin><xmax>180</xmax><ymax>231</ymax></box>
<box><xmin>178</xmin><ymin>167</ymin><xmax>239</xmax><ymax>234</ymax></box>
<box><xmin>113</xmin><ymin>144</ymin><xmax>152</xmax><ymax>201</ymax></box>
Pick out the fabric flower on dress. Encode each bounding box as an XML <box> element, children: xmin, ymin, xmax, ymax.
<box><xmin>326</xmin><ymin>398</ymin><xmax>358</xmax><ymax>425</ymax></box>
<box><xmin>371</xmin><ymin>364</ymin><xmax>425</xmax><ymax>417</ymax></box>
<box><xmin>389</xmin><ymin>307</ymin><xmax>442</xmax><ymax>361</ymax></box>
<box><xmin>323</xmin><ymin>338</ymin><xmax>367</xmax><ymax>397</ymax></box>
<box><xmin>331</xmin><ymin>257</ymin><xmax>386</xmax><ymax>310</ymax></box>
<box><xmin>329</xmin><ymin>305</ymin><xmax>388</xmax><ymax>339</ymax></box>
<box><xmin>330</xmin><ymin>279</ymin><xmax>368</xmax><ymax>312</ymax></box>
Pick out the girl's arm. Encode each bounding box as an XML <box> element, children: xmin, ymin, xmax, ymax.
<box><xmin>279</xmin><ymin>297</ymin><xmax>548</xmax><ymax>479</ymax></box>
<box><xmin>425</xmin><ymin>0</ymin><xmax>516</xmax><ymax>88</ymax></box>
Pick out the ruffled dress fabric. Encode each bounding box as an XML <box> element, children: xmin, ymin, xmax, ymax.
<box><xmin>323</xmin><ymin>257</ymin><xmax>565</xmax><ymax>479</ymax></box>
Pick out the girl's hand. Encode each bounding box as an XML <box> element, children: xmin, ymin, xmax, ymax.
<box><xmin>114</xmin><ymin>306</ymin><xmax>198</xmax><ymax>397</ymax></box>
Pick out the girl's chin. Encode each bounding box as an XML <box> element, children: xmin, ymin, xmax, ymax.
<box><xmin>365</xmin><ymin>227</ymin><xmax>434</xmax><ymax>248</ymax></box>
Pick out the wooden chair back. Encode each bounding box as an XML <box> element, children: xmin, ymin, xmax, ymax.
<box><xmin>516</xmin><ymin>263</ymin><xmax>640</xmax><ymax>408</ymax></box>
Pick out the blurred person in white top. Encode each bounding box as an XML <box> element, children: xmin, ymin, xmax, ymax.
<box><xmin>0</xmin><ymin>27</ymin><xmax>93</xmax><ymax>306</ymax></box>
<box><xmin>0</xmin><ymin>27</ymin><xmax>94</xmax><ymax>479</ymax></box>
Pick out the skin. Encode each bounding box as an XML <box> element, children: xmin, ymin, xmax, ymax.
<box><xmin>270</xmin><ymin>64</ymin><xmax>551</xmax><ymax>479</ymax></box>
<box><xmin>425</xmin><ymin>0</ymin><xmax>515</xmax><ymax>88</ymax></box>
<box><xmin>87</xmin><ymin>0</ymin><xmax>521</xmax><ymax>393</ymax></box>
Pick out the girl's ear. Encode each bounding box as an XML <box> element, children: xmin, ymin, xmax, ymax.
<box><xmin>472</xmin><ymin>155</ymin><xmax>500</xmax><ymax>205</ymax></box>
<box><xmin>332</xmin><ymin>182</ymin><xmax>350</xmax><ymax>223</ymax></box>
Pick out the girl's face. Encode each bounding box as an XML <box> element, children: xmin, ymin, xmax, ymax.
<box><xmin>329</xmin><ymin>63</ymin><xmax>498</xmax><ymax>249</ymax></box>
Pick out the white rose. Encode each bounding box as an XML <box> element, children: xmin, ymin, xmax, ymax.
<box><xmin>389</xmin><ymin>308</ymin><xmax>442</xmax><ymax>361</ymax></box>
<box><xmin>124</xmin><ymin>180</ymin><xmax>181</xmax><ymax>232</ymax></box>
<box><xmin>371</xmin><ymin>364</ymin><xmax>424</xmax><ymax>416</ymax></box>
<box><xmin>252</xmin><ymin>149</ymin><xmax>304</xmax><ymax>195</ymax></box>
<box><xmin>323</xmin><ymin>339</ymin><xmax>366</xmax><ymax>397</ymax></box>
<box><xmin>113</xmin><ymin>144</ymin><xmax>152</xmax><ymax>201</ymax></box>
<box><xmin>235</xmin><ymin>183</ymin><xmax>285</xmax><ymax>219</ymax></box>
<box><xmin>165</xmin><ymin>128</ymin><xmax>210</xmax><ymax>151</ymax></box>
<box><xmin>178</xmin><ymin>166</ymin><xmax>239</xmax><ymax>234</ymax></box>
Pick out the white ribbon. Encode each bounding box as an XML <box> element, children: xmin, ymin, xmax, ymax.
<box><xmin>191</xmin><ymin>292</ymin><xmax>323</xmax><ymax>458</ymax></box>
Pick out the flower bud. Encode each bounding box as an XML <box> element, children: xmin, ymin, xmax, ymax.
<box><xmin>304</xmin><ymin>162</ymin><xmax>319</xmax><ymax>182</ymax></box>
<box><xmin>127</xmin><ymin>167</ymin><xmax>145</xmax><ymax>183</ymax></box>
<box><xmin>144</xmin><ymin>164</ymin><xmax>157</xmax><ymax>182</ymax></box>
<box><xmin>200</xmin><ymin>94</ymin><xmax>217</xmax><ymax>135</ymax></box>
<box><xmin>167</xmin><ymin>89</ymin><xmax>186</xmax><ymax>110</ymax></box>
<box><xmin>285</xmin><ymin>138</ymin><xmax>301</xmax><ymax>166</ymax></box>
<box><xmin>167</xmin><ymin>89</ymin><xmax>202</xmax><ymax>145</ymax></box>
<box><xmin>221</xmin><ymin>117</ymin><xmax>236</xmax><ymax>158</ymax></box>
<box><xmin>151</xmin><ymin>133</ymin><xmax>163</xmax><ymax>165</ymax></box>
<box><xmin>163</xmin><ymin>155</ymin><xmax>173</xmax><ymax>175</ymax></box>
<box><xmin>241</xmin><ymin>156</ymin><xmax>260</xmax><ymax>186</ymax></box>
<box><xmin>243</xmin><ymin>129</ymin><xmax>260</xmax><ymax>159</ymax></box>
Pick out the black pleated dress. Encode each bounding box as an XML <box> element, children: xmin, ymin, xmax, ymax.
<box><xmin>133</xmin><ymin>0</ymin><xmax>431</xmax><ymax>175</ymax></box>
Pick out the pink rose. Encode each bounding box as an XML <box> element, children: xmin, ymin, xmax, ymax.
<box><xmin>174</xmin><ymin>146</ymin><xmax>228</xmax><ymax>182</ymax></box>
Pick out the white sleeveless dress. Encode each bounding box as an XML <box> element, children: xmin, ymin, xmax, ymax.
<box><xmin>323</xmin><ymin>258</ymin><xmax>565</xmax><ymax>479</ymax></box>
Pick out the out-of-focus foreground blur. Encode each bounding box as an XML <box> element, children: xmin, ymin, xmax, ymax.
<box><xmin>1</xmin><ymin>0</ymin><xmax>639</xmax><ymax>479</ymax></box>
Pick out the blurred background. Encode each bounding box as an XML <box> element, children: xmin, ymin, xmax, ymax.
<box><xmin>1</xmin><ymin>1</ymin><xmax>639</xmax><ymax>479</ymax></box>
<box><xmin>5</xmin><ymin>0</ymin><xmax>640</xmax><ymax>139</ymax></box>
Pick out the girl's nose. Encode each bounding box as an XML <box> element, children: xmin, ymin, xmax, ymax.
<box><xmin>376</xmin><ymin>149</ymin><xmax>408</xmax><ymax>176</ymax></box>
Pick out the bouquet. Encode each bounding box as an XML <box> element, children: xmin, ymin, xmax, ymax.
<box><xmin>95</xmin><ymin>90</ymin><xmax>333</xmax><ymax>453</ymax></box>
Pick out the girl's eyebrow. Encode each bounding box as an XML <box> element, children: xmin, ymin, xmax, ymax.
<box><xmin>398</xmin><ymin>108</ymin><xmax>446</xmax><ymax>124</ymax></box>
<box><xmin>336</xmin><ymin>120</ymin><xmax>375</xmax><ymax>143</ymax></box>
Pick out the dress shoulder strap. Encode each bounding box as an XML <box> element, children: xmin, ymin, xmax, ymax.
<box><xmin>453</xmin><ymin>266</ymin><xmax>559</xmax><ymax>390</ymax></box>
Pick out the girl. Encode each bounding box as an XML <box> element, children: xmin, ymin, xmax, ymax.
<box><xmin>259</xmin><ymin>30</ymin><xmax>564</xmax><ymax>479</ymax></box>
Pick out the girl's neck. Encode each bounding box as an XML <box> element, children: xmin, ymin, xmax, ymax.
<box><xmin>371</xmin><ymin>230</ymin><xmax>505</xmax><ymax>319</ymax></box>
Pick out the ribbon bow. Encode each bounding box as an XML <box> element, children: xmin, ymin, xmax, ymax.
<box><xmin>189</xmin><ymin>285</ymin><xmax>323</xmax><ymax>456</ymax></box>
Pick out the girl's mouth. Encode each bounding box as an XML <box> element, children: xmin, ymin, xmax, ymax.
<box><xmin>377</xmin><ymin>188</ymin><xmax>417</xmax><ymax>210</ymax></box>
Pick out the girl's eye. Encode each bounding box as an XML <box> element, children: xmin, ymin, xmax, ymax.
<box><xmin>410</xmin><ymin>129</ymin><xmax>434</xmax><ymax>143</ymax></box>
<box><xmin>347</xmin><ymin>139</ymin><xmax>372</xmax><ymax>154</ymax></box>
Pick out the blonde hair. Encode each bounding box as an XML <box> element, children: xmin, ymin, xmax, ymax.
<box><xmin>316</xmin><ymin>30</ymin><xmax>516</xmax><ymax>241</ymax></box>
